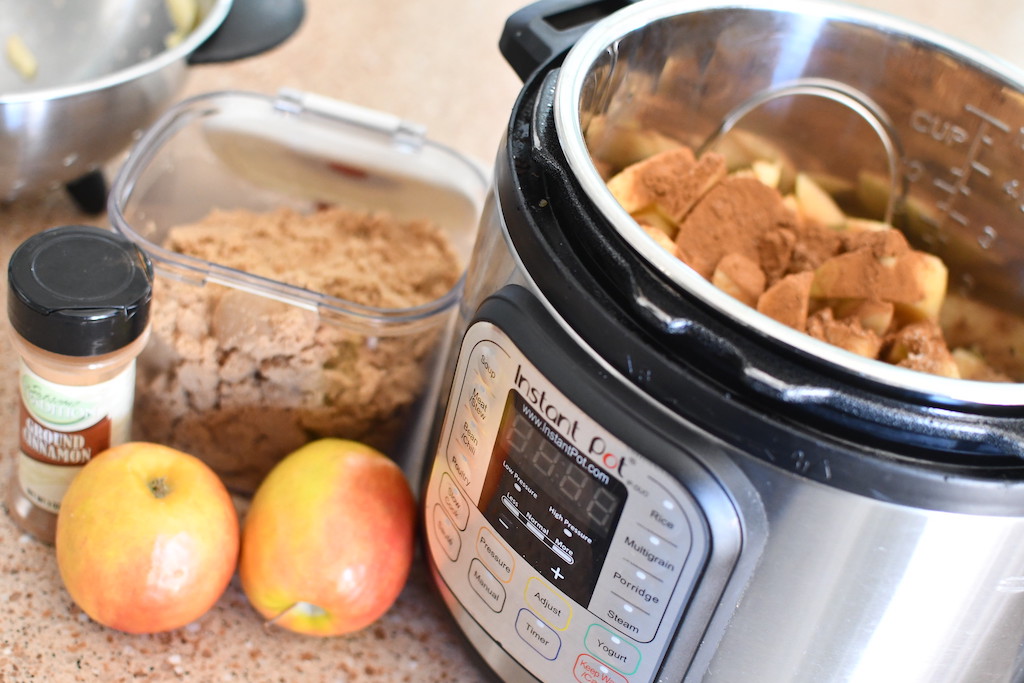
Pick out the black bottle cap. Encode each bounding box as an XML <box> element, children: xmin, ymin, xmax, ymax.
<box><xmin>8</xmin><ymin>225</ymin><xmax>153</xmax><ymax>357</ymax></box>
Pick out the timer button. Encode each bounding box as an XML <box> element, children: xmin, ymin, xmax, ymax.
<box><xmin>439</xmin><ymin>473</ymin><xmax>469</xmax><ymax>530</ymax></box>
<box><xmin>468</xmin><ymin>558</ymin><xmax>506</xmax><ymax>612</ymax></box>
<box><xmin>516</xmin><ymin>608</ymin><xmax>562</xmax><ymax>661</ymax></box>
<box><xmin>432</xmin><ymin>504</ymin><xmax>461</xmax><ymax>562</ymax></box>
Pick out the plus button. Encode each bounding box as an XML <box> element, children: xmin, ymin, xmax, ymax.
<box><xmin>550</xmin><ymin>566</ymin><xmax>564</xmax><ymax>581</ymax></box>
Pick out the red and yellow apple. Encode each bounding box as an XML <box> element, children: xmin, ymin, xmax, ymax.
<box><xmin>238</xmin><ymin>438</ymin><xmax>417</xmax><ymax>636</ymax></box>
<box><xmin>55</xmin><ymin>442</ymin><xmax>239</xmax><ymax>634</ymax></box>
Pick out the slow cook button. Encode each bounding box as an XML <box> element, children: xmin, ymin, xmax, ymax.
<box><xmin>440</xmin><ymin>472</ymin><xmax>470</xmax><ymax>530</ymax></box>
<box><xmin>573</xmin><ymin>654</ymin><xmax>629</xmax><ymax>683</ymax></box>
<box><xmin>468</xmin><ymin>558</ymin><xmax>506</xmax><ymax>612</ymax></box>
<box><xmin>524</xmin><ymin>577</ymin><xmax>572</xmax><ymax>631</ymax></box>
<box><xmin>515</xmin><ymin>608</ymin><xmax>561</xmax><ymax>661</ymax></box>
<box><xmin>432</xmin><ymin>504</ymin><xmax>461</xmax><ymax>562</ymax></box>
<box><xmin>584</xmin><ymin>623</ymin><xmax>642</xmax><ymax>675</ymax></box>
<box><xmin>477</xmin><ymin>526</ymin><xmax>515</xmax><ymax>582</ymax></box>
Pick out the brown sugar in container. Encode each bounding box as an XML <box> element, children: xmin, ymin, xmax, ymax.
<box><xmin>5</xmin><ymin>225</ymin><xmax>152</xmax><ymax>543</ymax></box>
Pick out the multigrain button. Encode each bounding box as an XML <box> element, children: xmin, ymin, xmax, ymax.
<box><xmin>468</xmin><ymin>558</ymin><xmax>506</xmax><ymax>612</ymax></box>
<box><xmin>524</xmin><ymin>577</ymin><xmax>571</xmax><ymax>630</ymax></box>
<box><xmin>432</xmin><ymin>504</ymin><xmax>461</xmax><ymax>562</ymax></box>
<box><xmin>440</xmin><ymin>472</ymin><xmax>469</xmax><ymax>530</ymax></box>
<box><xmin>477</xmin><ymin>526</ymin><xmax>515</xmax><ymax>582</ymax></box>
<box><xmin>515</xmin><ymin>609</ymin><xmax>561</xmax><ymax>661</ymax></box>
<box><xmin>584</xmin><ymin>623</ymin><xmax>642</xmax><ymax>675</ymax></box>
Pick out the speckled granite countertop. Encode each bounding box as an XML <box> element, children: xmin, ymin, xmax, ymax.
<box><xmin>0</xmin><ymin>1</ymin><xmax>522</xmax><ymax>680</ymax></box>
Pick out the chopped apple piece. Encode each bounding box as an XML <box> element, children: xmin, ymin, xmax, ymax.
<box><xmin>831</xmin><ymin>299</ymin><xmax>895</xmax><ymax>335</ymax></box>
<box><xmin>952</xmin><ymin>348</ymin><xmax>1011</xmax><ymax>382</ymax></box>
<box><xmin>641</xmin><ymin>225</ymin><xmax>678</xmax><ymax>254</ymax></box>
<box><xmin>807</xmin><ymin>308</ymin><xmax>883</xmax><ymax>358</ymax></box>
<box><xmin>893</xmin><ymin>252</ymin><xmax>947</xmax><ymax>323</ymax></box>
<box><xmin>757</xmin><ymin>271</ymin><xmax>814</xmax><ymax>331</ymax></box>
<box><xmin>751</xmin><ymin>159</ymin><xmax>783</xmax><ymax>189</ymax></box>
<box><xmin>712</xmin><ymin>253</ymin><xmax>765</xmax><ymax>307</ymax></box>
<box><xmin>845</xmin><ymin>217</ymin><xmax>892</xmax><ymax>232</ymax></box>
<box><xmin>795</xmin><ymin>173</ymin><xmax>846</xmax><ymax>229</ymax></box>
<box><xmin>883</xmin><ymin>321</ymin><xmax>959</xmax><ymax>378</ymax></box>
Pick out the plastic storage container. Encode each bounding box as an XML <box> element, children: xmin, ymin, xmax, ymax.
<box><xmin>108</xmin><ymin>88</ymin><xmax>489</xmax><ymax>493</ymax></box>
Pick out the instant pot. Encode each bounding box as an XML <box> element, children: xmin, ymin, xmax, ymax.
<box><xmin>420</xmin><ymin>1</ymin><xmax>1024</xmax><ymax>681</ymax></box>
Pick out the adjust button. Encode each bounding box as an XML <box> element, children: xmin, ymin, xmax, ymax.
<box><xmin>515</xmin><ymin>609</ymin><xmax>561</xmax><ymax>661</ymax></box>
<box><xmin>524</xmin><ymin>577</ymin><xmax>572</xmax><ymax>630</ymax></box>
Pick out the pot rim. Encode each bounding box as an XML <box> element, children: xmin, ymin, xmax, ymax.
<box><xmin>0</xmin><ymin>0</ymin><xmax>233</xmax><ymax>105</ymax></box>
<box><xmin>553</xmin><ymin>0</ymin><xmax>1024</xmax><ymax>408</ymax></box>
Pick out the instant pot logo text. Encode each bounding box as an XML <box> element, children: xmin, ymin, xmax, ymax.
<box><xmin>514</xmin><ymin>365</ymin><xmax>626</xmax><ymax>476</ymax></box>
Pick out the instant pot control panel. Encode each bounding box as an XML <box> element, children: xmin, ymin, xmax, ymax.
<box><xmin>424</xmin><ymin>293</ymin><xmax>743</xmax><ymax>682</ymax></box>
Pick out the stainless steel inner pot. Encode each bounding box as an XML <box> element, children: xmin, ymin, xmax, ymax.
<box><xmin>553</xmin><ymin>0</ymin><xmax>1024</xmax><ymax>407</ymax></box>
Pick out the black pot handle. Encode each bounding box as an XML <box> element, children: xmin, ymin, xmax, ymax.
<box><xmin>188</xmin><ymin>0</ymin><xmax>305</xmax><ymax>65</ymax></box>
<box><xmin>500</xmin><ymin>0</ymin><xmax>640</xmax><ymax>81</ymax></box>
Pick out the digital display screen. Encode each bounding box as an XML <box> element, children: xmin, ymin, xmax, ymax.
<box><xmin>480</xmin><ymin>390</ymin><xmax>627</xmax><ymax>606</ymax></box>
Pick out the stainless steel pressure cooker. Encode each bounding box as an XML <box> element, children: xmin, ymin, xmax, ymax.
<box><xmin>420</xmin><ymin>1</ymin><xmax>1024</xmax><ymax>681</ymax></box>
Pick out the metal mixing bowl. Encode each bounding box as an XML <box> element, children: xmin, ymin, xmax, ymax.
<box><xmin>0</xmin><ymin>0</ymin><xmax>303</xmax><ymax>208</ymax></box>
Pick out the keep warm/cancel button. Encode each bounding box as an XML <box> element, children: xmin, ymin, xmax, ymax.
<box><xmin>573</xmin><ymin>654</ymin><xmax>628</xmax><ymax>683</ymax></box>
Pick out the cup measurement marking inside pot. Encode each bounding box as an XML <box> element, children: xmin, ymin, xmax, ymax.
<box><xmin>908</xmin><ymin>103</ymin><xmax>1020</xmax><ymax>248</ymax></box>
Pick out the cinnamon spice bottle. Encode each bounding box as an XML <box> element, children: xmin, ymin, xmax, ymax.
<box><xmin>5</xmin><ymin>225</ymin><xmax>152</xmax><ymax>543</ymax></box>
